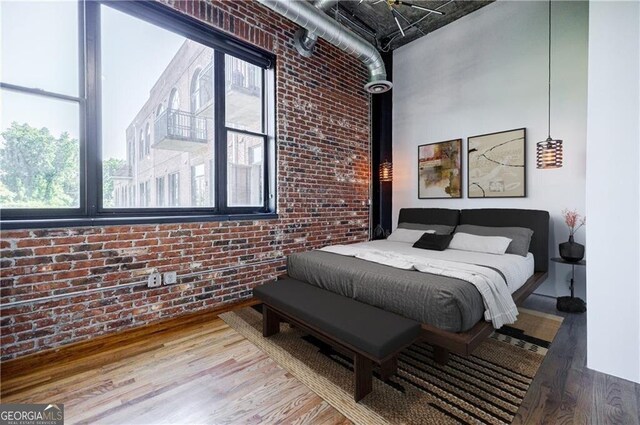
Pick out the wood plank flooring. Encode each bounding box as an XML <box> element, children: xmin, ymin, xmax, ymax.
<box><xmin>514</xmin><ymin>295</ymin><xmax>640</xmax><ymax>425</ymax></box>
<box><xmin>2</xmin><ymin>294</ymin><xmax>639</xmax><ymax>424</ymax></box>
<box><xmin>1</xmin><ymin>313</ymin><xmax>349</xmax><ymax>424</ymax></box>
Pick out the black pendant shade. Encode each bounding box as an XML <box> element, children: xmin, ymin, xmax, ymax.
<box><xmin>537</xmin><ymin>0</ymin><xmax>564</xmax><ymax>169</ymax></box>
<box><xmin>536</xmin><ymin>137</ymin><xmax>563</xmax><ymax>169</ymax></box>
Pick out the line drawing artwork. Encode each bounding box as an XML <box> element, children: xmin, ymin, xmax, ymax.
<box><xmin>468</xmin><ymin>129</ymin><xmax>526</xmax><ymax>198</ymax></box>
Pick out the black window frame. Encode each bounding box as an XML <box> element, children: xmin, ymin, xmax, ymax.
<box><xmin>1</xmin><ymin>0</ymin><xmax>277</xmax><ymax>229</ymax></box>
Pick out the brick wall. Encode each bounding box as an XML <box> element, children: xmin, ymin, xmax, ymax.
<box><xmin>0</xmin><ymin>0</ymin><xmax>371</xmax><ymax>360</ymax></box>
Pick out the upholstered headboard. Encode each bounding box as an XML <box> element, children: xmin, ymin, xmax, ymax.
<box><xmin>397</xmin><ymin>208</ymin><xmax>460</xmax><ymax>227</ymax></box>
<box><xmin>397</xmin><ymin>207</ymin><xmax>550</xmax><ymax>272</ymax></box>
<box><xmin>460</xmin><ymin>209</ymin><xmax>550</xmax><ymax>272</ymax></box>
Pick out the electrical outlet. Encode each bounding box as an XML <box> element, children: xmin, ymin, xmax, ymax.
<box><xmin>148</xmin><ymin>272</ymin><xmax>162</xmax><ymax>288</ymax></box>
<box><xmin>164</xmin><ymin>271</ymin><xmax>177</xmax><ymax>285</ymax></box>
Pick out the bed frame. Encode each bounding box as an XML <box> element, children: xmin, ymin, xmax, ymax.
<box><xmin>397</xmin><ymin>208</ymin><xmax>550</xmax><ymax>364</ymax></box>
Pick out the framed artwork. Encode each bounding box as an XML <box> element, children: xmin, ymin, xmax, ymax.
<box><xmin>467</xmin><ymin>128</ymin><xmax>526</xmax><ymax>198</ymax></box>
<box><xmin>418</xmin><ymin>139</ymin><xmax>462</xmax><ymax>199</ymax></box>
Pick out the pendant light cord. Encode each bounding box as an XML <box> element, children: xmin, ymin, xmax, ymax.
<box><xmin>547</xmin><ymin>0</ymin><xmax>552</xmax><ymax>139</ymax></box>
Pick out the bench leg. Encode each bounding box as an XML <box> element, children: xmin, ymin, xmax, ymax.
<box><xmin>354</xmin><ymin>353</ymin><xmax>373</xmax><ymax>402</ymax></box>
<box><xmin>433</xmin><ymin>346</ymin><xmax>450</xmax><ymax>365</ymax></box>
<box><xmin>262</xmin><ymin>305</ymin><xmax>280</xmax><ymax>337</ymax></box>
<box><xmin>379</xmin><ymin>356</ymin><xmax>398</xmax><ymax>381</ymax></box>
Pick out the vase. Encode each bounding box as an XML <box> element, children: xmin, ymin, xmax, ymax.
<box><xmin>559</xmin><ymin>235</ymin><xmax>585</xmax><ymax>262</ymax></box>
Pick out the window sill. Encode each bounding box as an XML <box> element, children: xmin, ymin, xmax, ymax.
<box><xmin>0</xmin><ymin>213</ymin><xmax>279</xmax><ymax>230</ymax></box>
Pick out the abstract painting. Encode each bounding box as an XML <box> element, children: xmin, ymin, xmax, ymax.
<box><xmin>418</xmin><ymin>139</ymin><xmax>462</xmax><ymax>199</ymax></box>
<box><xmin>467</xmin><ymin>128</ymin><xmax>526</xmax><ymax>198</ymax></box>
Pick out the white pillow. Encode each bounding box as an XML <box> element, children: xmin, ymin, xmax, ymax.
<box><xmin>448</xmin><ymin>232</ymin><xmax>512</xmax><ymax>255</ymax></box>
<box><xmin>387</xmin><ymin>228</ymin><xmax>436</xmax><ymax>243</ymax></box>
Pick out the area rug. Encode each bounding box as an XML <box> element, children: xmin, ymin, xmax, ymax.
<box><xmin>220</xmin><ymin>307</ymin><xmax>563</xmax><ymax>425</ymax></box>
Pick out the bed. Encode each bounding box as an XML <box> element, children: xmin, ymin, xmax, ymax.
<box><xmin>287</xmin><ymin>208</ymin><xmax>549</xmax><ymax>360</ymax></box>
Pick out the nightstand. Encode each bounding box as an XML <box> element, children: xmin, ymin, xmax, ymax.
<box><xmin>551</xmin><ymin>257</ymin><xmax>586</xmax><ymax>313</ymax></box>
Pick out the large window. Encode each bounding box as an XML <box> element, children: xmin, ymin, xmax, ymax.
<box><xmin>0</xmin><ymin>1</ymin><xmax>82</xmax><ymax>211</ymax></box>
<box><xmin>1</xmin><ymin>0</ymin><xmax>275</xmax><ymax>227</ymax></box>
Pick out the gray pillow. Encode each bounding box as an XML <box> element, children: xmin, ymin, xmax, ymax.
<box><xmin>398</xmin><ymin>222</ymin><xmax>455</xmax><ymax>235</ymax></box>
<box><xmin>454</xmin><ymin>224</ymin><xmax>534</xmax><ymax>257</ymax></box>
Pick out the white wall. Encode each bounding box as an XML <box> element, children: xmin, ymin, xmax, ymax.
<box><xmin>392</xmin><ymin>0</ymin><xmax>588</xmax><ymax>297</ymax></box>
<box><xmin>586</xmin><ymin>0</ymin><xmax>640</xmax><ymax>384</ymax></box>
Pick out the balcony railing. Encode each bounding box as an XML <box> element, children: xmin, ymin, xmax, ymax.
<box><xmin>153</xmin><ymin>109</ymin><xmax>208</xmax><ymax>152</ymax></box>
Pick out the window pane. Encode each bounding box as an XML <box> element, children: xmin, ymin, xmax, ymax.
<box><xmin>101</xmin><ymin>5</ymin><xmax>215</xmax><ymax>209</ymax></box>
<box><xmin>0</xmin><ymin>89</ymin><xmax>80</xmax><ymax>209</ymax></box>
<box><xmin>225</xmin><ymin>56</ymin><xmax>263</xmax><ymax>133</ymax></box>
<box><xmin>0</xmin><ymin>1</ymin><xmax>79</xmax><ymax>96</ymax></box>
<box><xmin>227</xmin><ymin>131</ymin><xmax>264</xmax><ymax>207</ymax></box>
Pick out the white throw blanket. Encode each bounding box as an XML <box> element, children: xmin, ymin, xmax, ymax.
<box><xmin>320</xmin><ymin>245</ymin><xmax>518</xmax><ymax>328</ymax></box>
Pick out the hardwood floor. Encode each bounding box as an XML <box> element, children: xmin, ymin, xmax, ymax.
<box><xmin>515</xmin><ymin>295</ymin><xmax>640</xmax><ymax>425</ymax></box>
<box><xmin>1</xmin><ymin>312</ymin><xmax>349</xmax><ymax>424</ymax></box>
<box><xmin>2</xmin><ymin>294</ymin><xmax>639</xmax><ymax>424</ymax></box>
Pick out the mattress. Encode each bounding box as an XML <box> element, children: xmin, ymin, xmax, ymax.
<box><xmin>287</xmin><ymin>240</ymin><xmax>534</xmax><ymax>332</ymax></box>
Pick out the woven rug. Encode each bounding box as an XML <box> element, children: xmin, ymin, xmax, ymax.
<box><xmin>220</xmin><ymin>307</ymin><xmax>563</xmax><ymax>425</ymax></box>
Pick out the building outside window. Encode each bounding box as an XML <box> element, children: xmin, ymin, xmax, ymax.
<box><xmin>139</xmin><ymin>181</ymin><xmax>149</xmax><ymax>207</ymax></box>
<box><xmin>191</xmin><ymin>164</ymin><xmax>206</xmax><ymax>206</ymax></box>
<box><xmin>190</xmin><ymin>68</ymin><xmax>202</xmax><ymax>113</ymax></box>
<box><xmin>168</xmin><ymin>172</ymin><xmax>179</xmax><ymax>207</ymax></box>
<box><xmin>145</xmin><ymin>123</ymin><xmax>151</xmax><ymax>155</ymax></box>
<box><xmin>128</xmin><ymin>138</ymin><xmax>135</xmax><ymax>166</ymax></box>
<box><xmin>139</xmin><ymin>130</ymin><xmax>145</xmax><ymax>160</ymax></box>
<box><xmin>155</xmin><ymin>176</ymin><xmax>165</xmax><ymax>207</ymax></box>
<box><xmin>1</xmin><ymin>0</ymin><xmax>274</xmax><ymax>226</ymax></box>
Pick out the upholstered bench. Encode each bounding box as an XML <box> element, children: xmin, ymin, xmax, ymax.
<box><xmin>253</xmin><ymin>278</ymin><xmax>421</xmax><ymax>402</ymax></box>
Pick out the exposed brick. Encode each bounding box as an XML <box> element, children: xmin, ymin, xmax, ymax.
<box><xmin>71</xmin><ymin>243</ymin><xmax>104</xmax><ymax>252</ymax></box>
<box><xmin>0</xmin><ymin>249</ymin><xmax>33</xmax><ymax>258</ymax></box>
<box><xmin>52</xmin><ymin>237</ymin><xmax>86</xmax><ymax>246</ymax></box>
<box><xmin>55</xmin><ymin>253</ymin><xmax>90</xmax><ymax>262</ymax></box>
<box><xmin>15</xmin><ymin>256</ymin><xmax>53</xmax><ymax>267</ymax></box>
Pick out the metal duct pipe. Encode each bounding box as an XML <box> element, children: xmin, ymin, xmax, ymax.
<box><xmin>293</xmin><ymin>0</ymin><xmax>337</xmax><ymax>58</ymax></box>
<box><xmin>257</xmin><ymin>0</ymin><xmax>393</xmax><ymax>94</ymax></box>
<box><xmin>313</xmin><ymin>0</ymin><xmax>338</xmax><ymax>11</ymax></box>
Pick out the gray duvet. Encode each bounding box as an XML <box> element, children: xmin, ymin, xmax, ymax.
<box><xmin>287</xmin><ymin>250</ymin><xmax>486</xmax><ymax>332</ymax></box>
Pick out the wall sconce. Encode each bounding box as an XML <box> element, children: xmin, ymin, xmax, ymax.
<box><xmin>379</xmin><ymin>160</ymin><xmax>393</xmax><ymax>182</ymax></box>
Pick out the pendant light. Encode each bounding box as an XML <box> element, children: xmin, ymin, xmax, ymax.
<box><xmin>537</xmin><ymin>0</ymin><xmax>563</xmax><ymax>169</ymax></box>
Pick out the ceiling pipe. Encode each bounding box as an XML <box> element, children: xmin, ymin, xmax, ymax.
<box><xmin>292</xmin><ymin>0</ymin><xmax>337</xmax><ymax>58</ymax></box>
<box><xmin>257</xmin><ymin>0</ymin><xmax>393</xmax><ymax>94</ymax></box>
<box><xmin>313</xmin><ymin>0</ymin><xmax>339</xmax><ymax>10</ymax></box>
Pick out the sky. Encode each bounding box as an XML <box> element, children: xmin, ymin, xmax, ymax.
<box><xmin>1</xmin><ymin>0</ymin><xmax>185</xmax><ymax>160</ymax></box>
